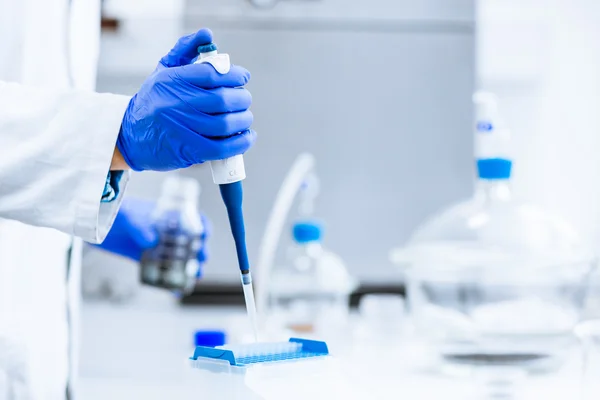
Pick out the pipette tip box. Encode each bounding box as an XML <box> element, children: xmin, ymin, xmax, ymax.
<box><xmin>188</xmin><ymin>338</ymin><xmax>361</xmax><ymax>399</ymax></box>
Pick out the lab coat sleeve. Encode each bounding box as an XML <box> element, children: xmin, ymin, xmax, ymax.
<box><xmin>0</xmin><ymin>81</ymin><xmax>132</xmax><ymax>243</ymax></box>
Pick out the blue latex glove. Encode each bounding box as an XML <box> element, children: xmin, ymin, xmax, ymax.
<box><xmin>97</xmin><ymin>198</ymin><xmax>210</xmax><ymax>275</ymax></box>
<box><xmin>117</xmin><ymin>28</ymin><xmax>256</xmax><ymax>171</ymax></box>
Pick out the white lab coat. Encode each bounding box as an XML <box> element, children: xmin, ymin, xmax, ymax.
<box><xmin>0</xmin><ymin>0</ymin><xmax>131</xmax><ymax>399</ymax></box>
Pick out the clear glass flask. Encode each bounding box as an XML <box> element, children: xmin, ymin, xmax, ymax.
<box><xmin>391</xmin><ymin>92</ymin><xmax>596</xmax><ymax>373</ymax></box>
<box><xmin>140</xmin><ymin>176</ymin><xmax>204</xmax><ymax>293</ymax></box>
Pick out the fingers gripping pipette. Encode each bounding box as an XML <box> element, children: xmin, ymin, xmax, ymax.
<box><xmin>194</xmin><ymin>43</ymin><xmax>259</xmax><ymax>340</ymax></box>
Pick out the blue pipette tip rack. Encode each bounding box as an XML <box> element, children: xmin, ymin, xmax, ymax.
<box><xmin>190</xmin><ymin>338</ymin><xmax>329</xmax><ymax>367</ymax></box>
<box><xmin>197</xmin><ymin>43</ymin><xmax>218</xmax><ymax>54</ymax></box>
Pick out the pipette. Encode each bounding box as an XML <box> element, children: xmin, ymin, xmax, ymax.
<box><xmin>195</xmin><ymin>43</ymin><xmax>259</xmax><ymax>342</ymax></box>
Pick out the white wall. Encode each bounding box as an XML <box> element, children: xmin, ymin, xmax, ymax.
<box><xmin>478</xmin><ymin>0</ymin><xmax>600</xmax><ymax>248</ymax></box>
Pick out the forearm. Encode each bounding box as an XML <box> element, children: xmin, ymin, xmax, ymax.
<box><xmin>0</xmin><ymin>80</ymin><xmax>131</xmax><ymax>242</ymax></box>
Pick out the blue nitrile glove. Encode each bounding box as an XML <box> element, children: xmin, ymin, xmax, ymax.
<box><xmin>96</xmin><ymin>198</ymin><xmax>210</xmax><ymax>272</ymax></box>
<box><xmin>117</xmin><ymin>28</ymin><xmax>256</xmax><ymax>171</ymax></box>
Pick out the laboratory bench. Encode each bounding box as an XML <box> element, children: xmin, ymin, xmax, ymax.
<box><xmin>78</xmin><ymin>289</ymin><xmax>587</xmax><ymax>400</ymax></box>
<box><xmin>182</xmin><ymin>281</ymin><xmax>405</xmax><ymax>307</ymax></box>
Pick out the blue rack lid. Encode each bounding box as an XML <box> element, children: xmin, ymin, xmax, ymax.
<box><xmin>190</xmin><ymin>338</ymin><xmax>329</xmax><ymax>366</ymax></box>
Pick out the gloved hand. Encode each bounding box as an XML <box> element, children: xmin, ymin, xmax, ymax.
<box><xmin>96</xmin><ymin>198</ymin><xmax>210</xmax><ymax>273</ymax></box>
<box><xmin>117</xmin><ymin>28</ymin><xmax>256</xmax><ymax>171</ymax></box>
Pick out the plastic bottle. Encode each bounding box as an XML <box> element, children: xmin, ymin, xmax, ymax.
<box><xmin>140</xmin><ymin>176</ymin><xmax>204</xmax><ymax>293</ymax></box>
<box><xmin>267</xmin><ymin>221</ymin><xmax>357</xmax><ymax>338</ymax></box>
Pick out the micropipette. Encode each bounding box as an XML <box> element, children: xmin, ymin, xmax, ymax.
<box><xmin>194</xmin><ymin>43</ymin><xmax>259</xmax><ymax>342</ymax></box>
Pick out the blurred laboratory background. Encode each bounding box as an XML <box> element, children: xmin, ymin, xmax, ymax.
<box><xmin>79</xmin><ymin>0</ymin><xmax>600</xmax><ymax>399</ymax></box>
<box><xmin>92</xmin><ymin>0</ymin><xmax>474</xmax><ymax>287</ymax></box>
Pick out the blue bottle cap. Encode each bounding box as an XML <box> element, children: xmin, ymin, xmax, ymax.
<box><xmin>194</xmin><ymin>330</ymin><xmax>226</xmax><ymax>347</ymax></box>
<box><xmin>292</xmin><ymin>221</ymin><xmax>323</xmax><ymax>244</ymax></box>
<box><xmin>477</xmin><ymin>158</ymin><xmax>512</xmax><ymax>180</ymax></box>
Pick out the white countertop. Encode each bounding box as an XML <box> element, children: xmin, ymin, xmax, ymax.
<box><xmin>78</xmin><ymin>291</ymin><xmax>589</xmax><ymax>400</ymax></box>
